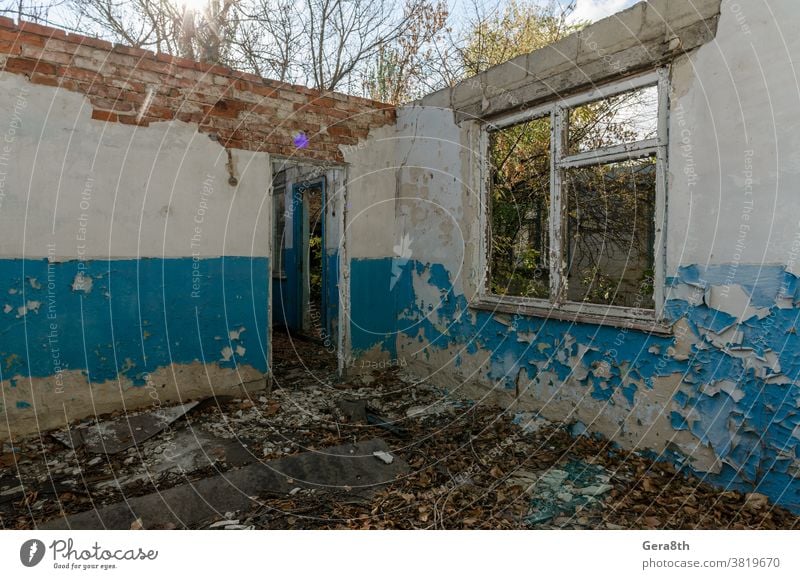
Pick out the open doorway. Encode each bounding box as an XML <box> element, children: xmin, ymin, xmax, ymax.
<box><xmin>277</xmin><ymin>178</ymin><xmax>329</xmax><ymax>339</ymax></box>
<box><xmin>272</xmin><ymin>164</ymin><xmax>342</xmax><ymax>375</ymax></box>
<box><xmin>304</xmin><ymin>183</ymin><xmax>325</xmax><ymax>339</ymax></box>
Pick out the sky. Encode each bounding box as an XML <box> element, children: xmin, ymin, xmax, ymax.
<box><xmin>565</xmin><ymin>0</ymin><xmax>640</xmax><ymax>23</ymax></box>
<box><xmin>451</xmin><ymin>0</ymin><xmax>642</xmax><ymax>27</ymax></box>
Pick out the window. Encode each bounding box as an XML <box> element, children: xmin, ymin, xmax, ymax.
<box><xmin>488</xmin><ymin>115</ymin><xmax>551</xmax><ymax>298</ymax></box>
<box><xmin>484</xmin><ymin>70</ymin><xmax>667</xmax><ymax>326</ymax></box>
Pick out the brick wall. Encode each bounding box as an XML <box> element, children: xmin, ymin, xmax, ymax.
<box><xmin>0</xmin><ymin>18</ymin><xmax>395</xmax><ymax>161</ymax></box>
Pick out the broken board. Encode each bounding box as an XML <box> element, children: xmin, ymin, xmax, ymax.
<box><xmin>41</xmin><ymin>438</ymin><xmax>407</xmax><ymax>529</ymax></box>
<box><xmin>52</xmin><ymin>401</ymin><xmax>200</xmax><ymax>454</ymax></box>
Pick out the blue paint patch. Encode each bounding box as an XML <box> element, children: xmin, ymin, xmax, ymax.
<box><xmin>347</xmin><ymin>258</ymin><xmax>800</xmax><ymax>512</ymax></box>
<box><xmin>349</xmin><ymin>258</ymin><xmax>407</xmax><ymax>357</ymax></box>
<box><xmin>0</xmin><ymin>257</ymin><xmax>268</xmax><ymax>387</ymax></box>
<box><xmin>15</xmin><ymin>401</ymin><xmax>31</xmax><ymax>409</ymax></box>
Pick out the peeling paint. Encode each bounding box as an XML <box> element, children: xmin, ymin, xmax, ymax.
<box><xmin>348</xmin><ymin>259</ymin><xmax>800</xmax><ymax>511</ymax></box>
<box><xmin>71</xmin><ymin>272</ymin><xmax>93</xmax><ymax>293</ymax></box>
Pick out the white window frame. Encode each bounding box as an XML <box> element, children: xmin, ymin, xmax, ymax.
<box><xmin>476</xmin><ymin>68</ymin><xmax>670</xmax><ymax>334</ymax></box>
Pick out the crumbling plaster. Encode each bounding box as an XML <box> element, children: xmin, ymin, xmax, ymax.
<box><xmin>0</xmin><ymin>72</ymin><xmax>272</xmax><ymax>440</ymax></box>
<box><xmin>343</xmin><ymin>0</ymin><xmax>800</xmax><ymax>511</ymax></box>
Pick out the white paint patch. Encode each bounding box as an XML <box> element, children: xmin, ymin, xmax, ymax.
<box><xmin>71</xmin><ymin>273</ymin><xmax>93</xmax><ymax>293</ymax></box>
<box><xmin>229</xmin><ymin>327</ymin><xmax>246</xmax><ymax>340</ymax></box>
<box><xmin>28</xmin><ymin>277</ymin><xmax>41</xmax><ymax>289</ymax></box>
<box><xmin>235</xmin><ymin>345</ymin><xmax>246</xmax><ymax>357</ymax></box>
<box><xmin>699</xmin><ymin>379</ymin><xmax>745</xmax><ymax>403</ymax></box>
<box><xmin>705</xmin><ymin>285</ymin><xmax>770</xmax><ymax>322</ymax></box>
<box><xmin>698</xmin><ymin>324</ymin><xmax>743</xmax><ymax>349</ymax></box>
<box><xmin>2</xmin><ymin>304</ymin><xmax>11</xmax><ymax>314</ymax></box>
<box><xmin>411</xmin><ymin>268</ymin><xmax>444</xmax><ymax>319</ymax></box>
<box><xmin>666</xmin><ymin>283</ymin><xmax>706</xmax><ymax>306</ymax></box>
<box><xmin>220</xmin><ymin>346</ymin><xmax>233</xmax><ymax>362</ymax></box>
<box><xmin>16</xmin><ymin>300</ymin><xmax>41</xmax><ymax>317</ymax></box>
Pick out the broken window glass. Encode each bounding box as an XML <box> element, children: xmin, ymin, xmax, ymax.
<box><xmin>563</xmin><ymin>156</ymin><xmax>656</xmax><ymax>309</ymax></box>
<box><xmin>488</xmin><ymin>115</ymin><xmax>551</xmax><ymax>298</ymax></box>
<box><xmin>567</xmin><ymin>85</ymin><xmax>658</xmax><ymax>155</ymax></box>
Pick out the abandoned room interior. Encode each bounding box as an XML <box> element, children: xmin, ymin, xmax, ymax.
<box><xmin>2</xmin><ymin>0</ymin><xmax>800</xmax><ymax>532</ymax></box>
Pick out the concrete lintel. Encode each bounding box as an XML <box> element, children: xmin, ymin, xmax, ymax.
<box><xmin>419</xmin><ymin>0</ymin><xmax>722</xmax><ymax>119</ymax></box>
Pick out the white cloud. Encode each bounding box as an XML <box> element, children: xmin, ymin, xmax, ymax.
<box><xmin>567</xmin><ymin>0</ymin><xmax>639</xmax><ymax>24</ymax></box>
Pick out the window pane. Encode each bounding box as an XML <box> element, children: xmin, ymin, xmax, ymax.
<box><xmin>563</xmin><ymin>156</ymin><xmax>656</xmax><ymax>309</ymax></box>
<box><xmin>567</xmin><ymin>85</ymin><xmax>657</xmax><ymax>155</ymax></box>
<box><xmin>489</xmin><ymin>116</ymin><xmax>551</xmax><ymax>298</ymax></box>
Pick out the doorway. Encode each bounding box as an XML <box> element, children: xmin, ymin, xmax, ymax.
<box><xmin>285</xmin><ymin>179</ymin><xmax>329</xmax><ymax>340</ymax></box>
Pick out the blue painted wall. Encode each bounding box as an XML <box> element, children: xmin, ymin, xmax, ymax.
<box><xmin>0</xmin><ymin>257</ymin><xmax>269</xmax><ymax>390</ymax></box>
<box><xmin>349</xmin><ymin>257</ymin><xmax>800</xmax><ymax>511</ymax></box>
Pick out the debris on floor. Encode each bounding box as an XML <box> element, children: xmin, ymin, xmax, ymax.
<box><xmin>51</xmin><ymin>401</ymin><xmax>201</xmax><ymax>454</ymax></box>
<box><xmin>507</xmin><ymin>460</ymin><xmax>613</xmax><ymax>525</ymax></box>
<box><xmin>1</xmin><ymin>330</ymin><xmax>798</xmax><ymax>530</ymax></box>
<box><xmin>42</xmin><ymin>438</ymin><xmax>407</xmax><ymax>530</ymax></box>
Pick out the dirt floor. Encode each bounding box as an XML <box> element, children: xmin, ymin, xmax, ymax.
<box><xmin>1</xmin><ymin>330</ymin><xmax>798</xmax><ymax>530</ymax></box>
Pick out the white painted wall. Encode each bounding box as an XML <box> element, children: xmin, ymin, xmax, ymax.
<box><xmin>0</xmin><ymin>72</ymin><xmax>271</xmax><ymax>262</ymax></box>
<box><xmin>666</xmin><ymin>0</ymin><xmax>800</xmax><ymax>274</ymax></box>
<box><xmin>394</xmin><ymin>106</ymin><xmax>474</xmax><ymax>297</ymax></box>
<box><xmin>341</xmin><ymin>124</ymin><xmax>400</xmax><ymax>260</ymax></box>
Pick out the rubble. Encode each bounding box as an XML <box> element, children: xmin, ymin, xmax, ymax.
<box><xmin>1</xmin><ymin>330</ymin><xmax>799</xmax><ymax>530</ymax></box>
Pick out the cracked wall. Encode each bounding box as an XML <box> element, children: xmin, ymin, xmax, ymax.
<box><xmin>0</xmin><ymin>71</ymin><xmax>271</xmax><ymax>440</ymax></box>
<box><xmin>0</xmin><ymin>15</ymin><xmax>398</xmax><ymax>438</ymax></box>
<box><xmin>343</xmin><ymin>0</ymin><xmax>800</xmax><ymax>512</ymax></box>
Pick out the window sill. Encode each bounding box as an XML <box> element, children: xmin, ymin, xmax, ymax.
<box><xmin>471</xmin><ymin>295</ymin><xmax>673</xmax><ymax>336</ymax></box>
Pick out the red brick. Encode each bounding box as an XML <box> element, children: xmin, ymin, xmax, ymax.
<box><xmin>29</xmin><ymin>73</ymin><xmax>58</xmax><ymax>87</ymax></box>
<box><xmin>18</xmin><ymin>21</ymin><xmax>66</xmax><ymax>39</ymax></box>
<box><xmin>0</xmin><ymin>40</ymin><xmax>19</xmax><ymax>54</ymax></box>
<box><xmin>59</xmin><ymin>65</ymin><xmax>101</xmax><ymax>83</ymax></box>
<box><xmin>250</xmin><ymin>84</ymin><xmax>279</xmax><ymax>98</ymax></box>
<box><xmin>3</xmin><ymin>56</ymin><xmax>57</xmax><ymax>76</ymax></box>
<box><xmin>326</xmin><ymin>125</ymin><xmax>352</xmax><ymax>138</ymax></box>
<box><xmin>144</xmin><ymin>105</ymin><xmax>174</xmax><ymax>120</ymax></box>
<box><xmin>91</xmin><ymin>109</ymin><xmax>118</xmax><ymax>122</ymax></box>
<box><xmin>71</xmin><ymin>34</ymin><xmax>113</xmax><ymax>51</ymax></box>
<box><xmin>0</xmin><ymin>15</ymin><xmax>16</xmax><ymax>28</ymax></box>
<box><xmin>91</xmin><ymin>97</ymin><xmax>135</xmax><ymax>112</ymax></box>
<box><xmin>176</xmin><ymin>112</ymin><xmax>203</xmax><ymax>124</ymax></box>
<box><xmin>118</xmin><ymin>114</ymin><xmax>147</xmax><ymax>126</ymax></box>
<box><xmin>0</xmin><ymin>30</ymin><xmax>21</xmax><ymax>43</ymax></box>
<box><xmin>112</xmin><ymin>44</ymin><xmax>151</xmax><ymax>58</ymax></box>
<box><xmin>133</xmin><ymin>58</ymin><xmax>174</xmax><ymax>75</ymax></box>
